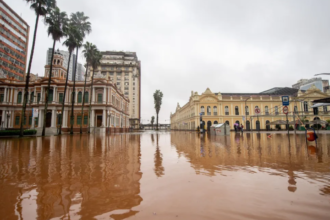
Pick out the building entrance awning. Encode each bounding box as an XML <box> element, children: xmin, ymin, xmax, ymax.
<box><xmin>310</xmin><ymin>103</ymin><xmax>330</xmax><ymax>108</ymax></box>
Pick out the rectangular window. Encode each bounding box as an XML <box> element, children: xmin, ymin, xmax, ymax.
<box><xmin>97</xmin><ymin>94</ymin><xmax>102</xmax><ymax>103</ymax></box>
<box><xmin>29</xmin><ymin>116</ymin><xmax>32</xmax><ymax>125</ymax></box>
<box><xmin>59</xmin><ymin>93</ymin><xmax>63</xmax><ymax>103</ymax></box>
<box><xmin>37</xmin><ymin>93</ymin><xmax>41</xmax><ymax>103</ymax></box>
<box><xmin>23</xmin><ymin>116</ymin><xmax>27</xmax><ymax>125</ymax></box>
<box><xmin>77</xmin><ymin>116</ymin><xmax>82</xmax><ymax>125</ymax></box>
<box><xmin>0</xmin><ymin>94</ymin><xmax>4</xmax><ymax>102</ymax></box>
<box><xmin>15</xmin><ymin>116</ymin><xmax>20</xmax><ymax>125</ymax></box>
<box><xmin>84</xmin><ymin>115</ymin><xmax>88</xmax><ymax>124</ymax></box>
<box><xmin>35</xmin><ymin>117</ymin><xmax>38</xmax><ymax>126</ymax></box>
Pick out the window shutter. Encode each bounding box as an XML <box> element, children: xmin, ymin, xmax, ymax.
<box><xmin>98</xmin><ymin>94</ymin><xmax>102</xmax><ymax>103</ymax></box>
<box><xmin>59</xmin><ymin>93</ymin><xmax>63</xmax><ymax>103</ymax></box>
<box><xmin>78</xmin><ymin>92</ymin><xmax>82</xmax><ymax>103</ymax></box>
<box><xmin>15</xmin><ymin>116</ymin><xmax>20</xmax><ymax>125</ymax></box>
<box><xmin>84</xmin><ymin>116</ymin><xmax>88</xmax><ymax>125</ymax></box>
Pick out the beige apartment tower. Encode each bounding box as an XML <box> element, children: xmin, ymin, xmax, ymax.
<box><xmin>88</xmin><ymin>51</ymin><xmax>141</xmax><ymax>128</ymax></box>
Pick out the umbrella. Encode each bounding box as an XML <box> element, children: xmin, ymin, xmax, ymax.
<box><xmin>267</xmin><ymin>120</ymin><xmax>287</xmax><ymax>125</ymax></box>
<box><xmin>308</xmin><ymin>119</ymin><xmax>328</xmax><ymax>125</ymax></box>
<box><xmin>288</xmin><ymin>120</ymin><xmax>304</xmax><ymax>125</ymax></box>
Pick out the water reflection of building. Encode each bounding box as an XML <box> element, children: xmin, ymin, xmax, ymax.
<box><xmin>170</xmin><ymin>132</ymin><xmax>330</xmax><ymax>192</ymax></box>
<box><xmin>0</xmin><ymin>135</ymin><xmax>142</xmax><ymax>219</ymax></box>
<box><xmin>154</xmin><ymin>134</ymin><xmax>164</xmax><ymax>177</ymax></box>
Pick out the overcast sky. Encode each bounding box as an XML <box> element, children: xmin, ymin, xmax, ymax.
<box><xmin>8</xmin><ymin>0</ymin><xmax>330</xmax><ymax>123</ymax></box>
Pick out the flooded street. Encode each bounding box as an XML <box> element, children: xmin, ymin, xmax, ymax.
<box><xmin>0</xmin><ymin>131</ymin><xmax>329</xmax><ymax>220</ymax></box>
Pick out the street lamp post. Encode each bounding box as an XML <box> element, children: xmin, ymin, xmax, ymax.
<box><xmin>6</xmin><ymin>110</ymin><xmax>10</xmax><ymax>129</ymax></box>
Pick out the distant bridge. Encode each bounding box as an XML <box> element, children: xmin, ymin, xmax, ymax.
<box><xmin>140</xmin><ymin>124</ymin><xmax>170</xmax><ymax>130</ymax></box>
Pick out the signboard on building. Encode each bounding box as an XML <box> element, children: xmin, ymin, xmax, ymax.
<box><xmin>282</xmin><ymin>96</ymin><xmax>289</xmax><ymax>106</ymax></box>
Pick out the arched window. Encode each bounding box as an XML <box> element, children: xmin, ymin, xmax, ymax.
<box><xmin>275</xmin><ymin>106</ymin><xmax>279</xmax><ymax>115</ymax></box>
<box><xmin>201</xmin><ymin>106</ymin><xmax>205</xmax><ymax>115</ymax></box>
<box><xmin>78</xmin><ymin>92</ymin><xmax>82</xmax><ymax>103</ymax></box>
<box><xmin>30</xmin><ymin>92</ymin><xmax>34</xmax><ymax>103</ymax></box>
<box><xmin>265</xmin><ymin>106</ymin><xmax>269</xmax><ymax>115</ymax></box>
<box><xmin>213</xmin><ymin>106</ymin><xmax>217</xmax><ymax>115</ymax></box>
<box><xmin>84</xmin><ymin>91</ymin><xmax>89</xmax><ymax>103</ymax></box>
<box><xmin>304</xmin><ymin>101</ymin><xmax>308</xmax><ymax>112</ymax></box>
<box><xmin>235</xmin><ymin>106</ymin><xmax>239</xmax><ymax>115</ymax></box>
<box><xmin>207</xmin><ymin>106</ymin><xmax>211</xmax><ymax>115</ymax></box>
<box><xmin>323</xmin><ymin>106</ymin><xmax>328</xmax><ymax>113</ymax></box>
<box><xmin>225</xmin><ymin>106</ymin><xmax>229</xmax><ymax>115</ymax></box>
<box><xmin>17</xmin><ymin>92</ymin><xmax>22</xmax><ymax>104</ymax></box>
<box><xmin>245</xmin><ymin>106</ymin><xmax>249</xmax><ymax>115</ymax></box>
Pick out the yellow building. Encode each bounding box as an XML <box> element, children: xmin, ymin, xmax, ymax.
<box><xmin>170</xmin><ymin>86</ymin><xmax>330</xmax><ymax>131</ymax></box>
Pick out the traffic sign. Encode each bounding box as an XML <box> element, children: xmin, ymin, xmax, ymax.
<box><xmin>255</xmin><ymin>107</ymin><xmax>261</xmax><ymax>114</ymax></box>
<box><xmin>282</xmin><ymin>96</ymin><xmax>289</xmax><ymax>106</ymax></box>
<box><xmin>283</xmin><ymin>106</ymin><xmax>288</xmax><ymax>114</ymax></box>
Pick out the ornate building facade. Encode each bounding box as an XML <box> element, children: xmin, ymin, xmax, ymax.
<box><xmin>170</xmin><ymin>87</ymin><xmax>330</xmax><ymax>131</ymax></box>
<box><xmin>0</xmin><ymin>51</ymin><xmax>130</xmax><ymax>134</ymax></box>
<box><xmin>87</xmin><ymin>51</ymin><xmax>141</xmax><ymax>129</ymax></box>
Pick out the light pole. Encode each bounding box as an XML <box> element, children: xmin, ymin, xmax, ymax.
<box><xmin>6</xmin><ymin>110</ymin><xmax>10</xmax><ymax>129</ymax></box>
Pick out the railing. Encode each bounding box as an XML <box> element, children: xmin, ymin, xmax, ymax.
<box><xmin>246</xmin><ymin>112</ymin><xmax>249</xmax><ymax>115</ymax></box>
<box><xmin>214</xmin><ymin>112</ymin><xmax>217</xmax><ymax>116</ymax></box>
<box><xmin>207</xmin><ymin>112</ymin><xmax>211</xmax><ymax>116</ymax></box>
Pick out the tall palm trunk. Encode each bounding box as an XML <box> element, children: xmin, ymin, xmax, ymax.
<box><xmin>42</xmin><ymin>40</ymin><xmax>56</xmax><ymax>136</ymax></box>
<box><xmin>19</xmin><ymin>12</ymin><xmax>40</xmax><ymax>137</ymax></box>
<box><xmin>88</xmin><ymin>69</ymin><xmax>95</xmax><ymax>133</ymax></box>
<box><xmin>70</xmin><ymin>47</ymin><xmax>79</xmax><ymax>134</ymax></box>
<box><xmin>156</xmin><ymin>113</ymin><xmax>159</xmax><ymax>130</ymax></box>
<box><xmin>58</xmin><ymin>50</ymin><xmax>73</xmax><ymax>135</ymax></box>
<box><xmin>80</xmin><ymin>64</ymin><xmax>89</xmax><ymax>134</ymax></box>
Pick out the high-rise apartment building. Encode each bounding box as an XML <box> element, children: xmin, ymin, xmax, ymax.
<box><xmin>46</xmin><ymin>48</ymin><xmax>84</xmax><ymax>81</ymax></box>
<box><xmin>0</xmin><ymin>0</ymin><xmax>29</xmax><ymax>81</ymax></box>
<box><xmin>87</xmin><ymin>51</ymin><xmax>141</xmax><ymax>128</ymax></box>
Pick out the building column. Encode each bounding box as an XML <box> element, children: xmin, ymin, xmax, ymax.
<box><xmin>103</xmin><ymin>88</ymin><xmax>106</xmax><ymax>104</ymax></box>
<box><xmin>38</xmin><ymin>110</ymin><xmax>43</xmax><ymax>127</ymax></box>
<box><xmin>3</xmin><ymin>87</ymin><xmax>7</xmax><ymax>103</ymax></box>
<box><xmin>51</xmin><ymin>109</ymin><xmax>56</xmax><ymax>127</ymax></box>
<box><xmin>91</xmin><ymin>109</ymin><xmax>95</xmax><ymax>127</ymax></box>
<box><xmin>13</xmin><ymin>89</ymin><xmax>17</xmax><ymax>104</ymax></box>
<box><xmin>34</xmin><ymin>87</ymin><xmax>37</xmax><ymax>104</ymax></box>
<box><xmin>63</xmin><ymin>110</ymin><xmax>68</xmax><ymax>128</ymax></box>
<box><xmin>92</xmin><ymin>88</ymin><xmax>96</xmax><ymax>104</ymax></box>
<box><xmin>53</xmin><ymin>87</ymin><xmax>57</xmax><ymax>104</ymax></box>
<box><xmin>40</xmin><ymin>87</ymin><xmax>44</xmax><ymax>103</ymax></box>
<box><xmin>31</xmin><ymin>113</ymin><xmax>35</xmax><ymax>129</ymax></box>
<box><xmin>102</xmin><ymin>109</ymin><xmax>106</xmax><ymax>127</ymax></box>
<box><xmin>1</xmin><ymin>110</ymin><xmax>5</xmax><ymax>128</ymax></box>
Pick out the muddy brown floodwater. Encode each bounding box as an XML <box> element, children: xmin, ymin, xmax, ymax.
<box><xmin>0</xmin><ymin>131</ymin><xmax>329</xmax><ymax>220</ymax></box>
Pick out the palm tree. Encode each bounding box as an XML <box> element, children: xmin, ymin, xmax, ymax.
<box><xmin>151</xmin><ymin>116</ymin><xmax>155</xmax><ymax>130</ymax></box>
<box><xmin>42</xmin><ymin>7</ymin><xmax>68</xmax><ymax>136</ymax></box>
<box><xmin>153</xmin><ymin>90</ymin><xmax>163</xmax><ymax>130</ymax></box>
<box><xmin>20</xmin><ymin>0</ymin><xmax>56</xmax><ymax>137</ymax></box>
<box><xmin>80</xmin><ymin>42</ymin><xmax>97</xmax><ymax>134</ymax></box>
<box><xmin>88</xmin><ymin>51</ymin><xmax>102</xmax><ymax>133</ymax></box>
<box><xmin>58</xmin><ymin>24</ymin><xmax>82</xmax><ymax>135</ymax></box>
<box><xmin>69</xmin><ymin>12</ymin><xmax>91</xmax><ymax>134</ymax></box>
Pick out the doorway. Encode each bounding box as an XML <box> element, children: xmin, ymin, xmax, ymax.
<box><xmin>46</xmin><ymin>112</ymin><xmax>52</xmax><ymax>127</ymax></box>
<box><xmin>97</xmin><ymin>115</ymin><xmax>102</xmax><ymax>127</ymax></box>
<box><xmin>246</xmin><ymin>121</ymin><xmax>250</xmax><ymax>131</ymax></box>
<box><xmin>256</xmin><ymin>120</ymin><xmax>260</xmax><ymax>131</ymax></box>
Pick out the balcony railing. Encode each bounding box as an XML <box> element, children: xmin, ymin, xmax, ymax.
<box><xmin>245</xmin><ymin>112</ymin><xmax>249</xmax><ymax>115</ymax></box>
<box><xmin>207</xmin><ymin>112</ymin><xmax>211</xmax><ymax>116</ymax></box>
<box><xmin>214</xmin><ymin>112</ymin><xmax>217</xmax><ymax>116</ymax></box>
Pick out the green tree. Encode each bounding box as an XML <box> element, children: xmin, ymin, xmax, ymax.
<box><xmin>58</xmin><ymin>24</ymin><xmax>82</xmax><ymax>134</ymax></box>
<box><xmin>88</xmin><ymin>50</ymin><xmax>102</xmax><ymax>133</ymax></box>
<box><xmin>42</xmin><ymin>7</ymin><xmax>68</xmax><ymax>136</ymax></box>
<box><xmin>151</xmin><ymin>116</ymin><xmax>155</xmax><ymax>129</ymax></box>
<box><xmin>153</xmin><ymin>90</ymin><xmax>163</xmax><ymax>130</ymax></box>
<box><xmin>20</xmin><ymin>0</ymin><xmax>56</xmax><ymax>137</ymax></box>
<box><xmin>69</xmin><ymin>12</ymin><xmax>91</xmax><ymax>134</ymax></box>
<box><xmin>80</xmin><ymin>42</ymin><xmax>97</xmax><ymax>134</ymax></box>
